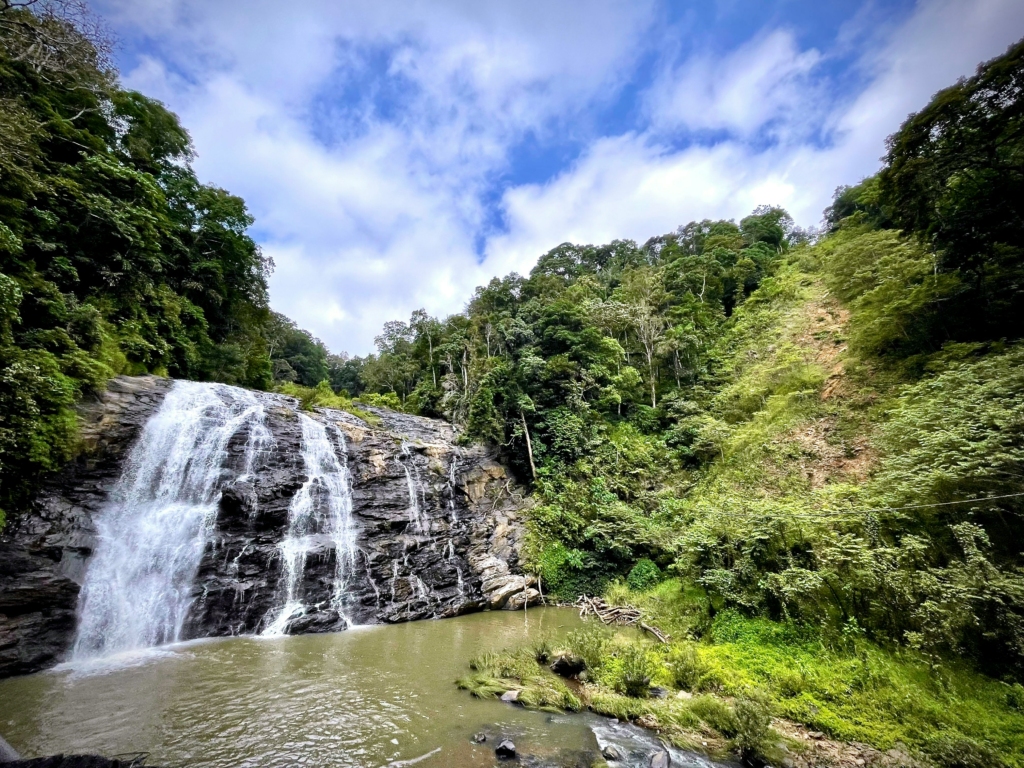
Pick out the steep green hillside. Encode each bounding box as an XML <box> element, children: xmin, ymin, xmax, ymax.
<box><xmin>347</xmin><ymin>36</ymin><xmax>1024</xmax><ymax>686</ymax></box>
<box><xmin>444</xmin><ymin>38</ymin><xmax>1024</xmax><ymax>766</ymax></box>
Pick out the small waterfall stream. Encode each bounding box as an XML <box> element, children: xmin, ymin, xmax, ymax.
<box><xmin>399</xmin><ymin>442</ymin><xmax>428</xmax><ymax>533</ymax></box>
<box><xmin>73</xmin><ymin>382</ymin><xmax>269</xmax><ymax>659</ymax></box>
<box><xmin>262</xmin><ymin>414</ymin><xmax>356</xmax><ymax>635</ymax></box>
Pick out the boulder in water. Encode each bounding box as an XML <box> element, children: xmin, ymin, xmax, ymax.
<box><xmin>500</xmin><ymin>689</ymin><xmax>520</xmax><ymax>703</ymax></box>
<box><xmin>495</xmin><ymin>740</ymin><xmax>516</xmax><ymax>759</ymax></box>
<box><xmin>285</xmin><ymin>609</ymin><xmax>347</xmax><ymax>635</ymax></box>
<box><xmin>650</xmin><ymin>750</ymin><xmax>670</xmax><ymax>768</ymax></box>
<box><xmin>602</xmin><ymin>744</ymin><xmax>625</xmax><ymax>762</ymax></box>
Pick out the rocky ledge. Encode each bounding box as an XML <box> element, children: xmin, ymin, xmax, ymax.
<box><xmin>0</xmin><ymin>376</ymin><xmax>539</xmax><ymax>679</ymax></box>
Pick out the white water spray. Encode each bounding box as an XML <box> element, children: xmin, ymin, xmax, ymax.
<box><xmin>263</xmin><ymin>416</ymin><xmax>356</xmax><ymax>635</ymax></box>
<box><xmin>399</xmin><ymin>443</ymin><xmax>428</xmax><ymax>533</ymax></box>
<box><xmin>73</xmin><ymin>382</ymin><xmax>268</xmax><ymax>659</ymax></box>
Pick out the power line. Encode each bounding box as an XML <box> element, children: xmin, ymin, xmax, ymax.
<box><xmin>733</xmin><ymin>490</ymin><xmax>1024</xmax><ymax>522</ymax></box>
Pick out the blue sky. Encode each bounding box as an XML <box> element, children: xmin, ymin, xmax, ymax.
<box><xmin>95</xmin><ymin>0</ymin><xmax>1024</xmax><ymax>355</ymax></box>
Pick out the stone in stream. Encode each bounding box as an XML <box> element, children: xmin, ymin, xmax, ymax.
<box><xmin>500</xmin><ymin>689</ymin><xmax>520</xmax><ymax>703</ymax></box>
<box><xmin>649</xmin><ymin>686</ymin><xmax>669</xmax><ymax>699</ymax></box>
<box><xmin>601</xmin><ymin>744</ymin><xmax>626</xmax><ymax>761</ymax></box>
<box><xmin>472</xmin><ymin>733</ymin><xmax>487</xmax><ymax>744</ymax></box>
<box><xmin>650</xmin><ymin>749</ymin><xmax>671</xmax><ymax>768</ymax></box>
<box><xmin>495</xmin><ymin>739</ymin><xmax>516</xmax><ymax>759</ymax></box>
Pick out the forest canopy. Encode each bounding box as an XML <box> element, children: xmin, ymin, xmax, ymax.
<box><xmin>0</xmin><ymin>3</ymin><xmax>343</xmax><ymax>518</ymax></box>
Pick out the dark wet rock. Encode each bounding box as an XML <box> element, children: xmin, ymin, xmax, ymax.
<box><xmin>650</xmin><ymin>686</ymin><xmax>669</xmax><ymax>699</ymax></box>
<box><xmin>496</xmin><ymin>740</ymin><xmax>516</xmax><ymax>759</ymax></box>
<box><xmin>3</xmin><ymin>757</ymin><xmax>164</xmax><ymax>768</ymax></box>
<box><xmin>650</xmin><ymin>750</ymin><xmax>670</xmax><ymax>768</ymax></box>
<box><xmin>501</xmin><ymin>689</ymin><xmax>521</xmax><ymax>703</ymax></box>
<box><xmin>284</xmin><ymin>609</ymin><xmax>348</xmax><ymax>635</ymax></box>
<box><xmin>472</xmin><ymin>733</ymin><xmax>487</xmax><ymax>744</ymax></box>
<box><xmin>0</xmin><ymin>376</ymin><xmax>534</xmax><ymax>678</ymax></box>
<box><xmin>550</xmin><ymin>655</ymin><xmax>586</xmax><ymax>678</ymax></box>
<box><xmin>602</xmin><ymin>744</ymin><xmax>625</xmax><ymax>761</ymax></box>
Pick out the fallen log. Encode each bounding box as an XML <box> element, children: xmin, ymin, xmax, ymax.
<box><xmin>575</xmin><ymin>596</ymin><xmax>670</xmax><ymax>643</ymax></box>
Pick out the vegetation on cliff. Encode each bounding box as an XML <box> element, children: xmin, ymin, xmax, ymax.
<box><xmin>0</xmin><ymin>3</ymin><xmax>349</xmax><ymax>522</ymax></box>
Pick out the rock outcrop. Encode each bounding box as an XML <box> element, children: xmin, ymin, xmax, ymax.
<box><xmin>0</xmin><ymin>376</ymin><xmax>538</xmax><ymax>679</ymax></box>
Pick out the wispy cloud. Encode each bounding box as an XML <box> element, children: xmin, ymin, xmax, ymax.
<box><xmin>99</xmin><ymin>0</ymin><xmax>1024</xmax><ymax>354</ymax></box>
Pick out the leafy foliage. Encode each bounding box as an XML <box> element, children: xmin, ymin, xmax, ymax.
<box><xmin>0</xmin><ymin>6</ymin><xmax>338</xmax><ymax>520</ymax></box>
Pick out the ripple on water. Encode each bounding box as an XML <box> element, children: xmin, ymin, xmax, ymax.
<box><xmin>1</xmin><ymin>609</ymin><xmax>597</xmax><ymax>768</ymax></box>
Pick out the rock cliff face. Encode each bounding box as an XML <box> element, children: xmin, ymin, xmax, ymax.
<box><xmin>0</xmin><ymin>376</ymin><xmax>537</xmax><ymax>679</ymax></box>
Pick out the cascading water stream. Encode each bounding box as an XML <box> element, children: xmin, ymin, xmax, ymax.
<box><xmin>446</xmin><ymin>453</ymin><xmax>459</xmax><ymax>523</ymax></box>
<box><xmin>399</xmin><ymin>442</ymin><xmax>428</xmax><ymax>533</ymax></box>
<box><xmin>73</xmin><ymin>382</ymin><xmax>269</xmax><ymax>659</ymax></box>
<box><xmin>262</xmin><ymin>415</ymin><xmax>357</xmax><ymax>635</ymax></box>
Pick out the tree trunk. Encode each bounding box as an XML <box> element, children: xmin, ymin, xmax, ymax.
<box><xmin>520</xmin><ymin>410</ymin><xmax>537</xmax><ymax>481</ymax></box>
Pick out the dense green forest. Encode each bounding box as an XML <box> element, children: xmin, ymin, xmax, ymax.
<box><xmin>0</xmin><ymin>3</ymin><xmax>347</xmax><ymax>520</ymax></box>
<box><xmin>337</xmin><ymin>36</ymin><xmax>1024</xmax><ymax>686</ymax></box>
<box><xmin>447</xmin><ymin>39</ymin><xmax>1024</xmax><ymax>767</ymax></box>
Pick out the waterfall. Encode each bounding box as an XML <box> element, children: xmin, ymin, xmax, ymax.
<box><xmin>73</xmin><ymin>382</ymin><xmax>269</xmax><ymax>659</ymax></box>
<box><xmin>262</xmin><ymin>415</ymin><xmax>356</xmax><ymax>635</ymax></box>
<box><xmin>446</xmin><ymin>453</ymin><xmax>459</xmax><ymax>523</ymax></box>
<box><xmin>399</xmin><ymin>443</ymin><xmax>427</xmax><ymax>533</ymax></box>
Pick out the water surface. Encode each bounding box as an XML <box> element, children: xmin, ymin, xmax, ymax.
<box><xmin>2</xmin><ymin>609</ymin><xmax>606</xmax><ymax>767</ymax></box>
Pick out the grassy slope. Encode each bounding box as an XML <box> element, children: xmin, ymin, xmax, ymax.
<box><xmin>463</xmin><ymin>254</ymin><xmax>1024</xmax><ymax>768</ymax></box>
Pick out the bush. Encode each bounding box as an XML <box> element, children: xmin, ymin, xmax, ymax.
<box><xmin>924</xmin><ymin>734</ymin><xmax>1007</xmax><ymax>768</ymax></box>
<box><xmin>613</xmin><ymin>643</ymin><xmax>659</xmax><ymax>698</ymax></box>
<box><xmin>360</xmin><ymin>391</ymin><xmax>403</xmax><ymax>410</ymax></box>
<box><xmin>733</xmin><ymin>694</ymin><xmax>774</xmax><ymax>762</ymax></box>
<box><xmin>627</xmin><ymin>558</ymin><xmax>663</xmax><ymax>592</ymax></box>
<box><xmin>562</xmin><ymin>626</ymin><xmax>611</xmax><ymax>673</ymax></box>
<box><xmin>668</xmin><ymin>642</ymin><xmax>709</xmax><ymax>691</ymax></box>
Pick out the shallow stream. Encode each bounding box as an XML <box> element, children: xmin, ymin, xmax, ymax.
<box><xmin>0</xmin><ymin>609</ymin><xmax>725</xmax><ymax>768</ymax></box>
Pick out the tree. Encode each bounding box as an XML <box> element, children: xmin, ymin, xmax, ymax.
<box><xmin>879</xmin><ymin>37</ymin><xmax>1024</xmax><ymax>339</ymax></box>
<box><xmin>614</xmin><ymin>267</ymin><xmax>668</xmax><ymax>407</ymax></box>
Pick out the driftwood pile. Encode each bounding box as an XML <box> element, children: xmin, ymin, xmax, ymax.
<box><xmin>575</xmin><ymin>596</ymin><xmax>670</xmax><ymax>644</ymax></box>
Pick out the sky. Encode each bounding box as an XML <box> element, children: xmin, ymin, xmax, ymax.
<box><xmin>94</xmin><ymin>0</ymin><xmax>1024</xmax><ymax>355</ymax></box>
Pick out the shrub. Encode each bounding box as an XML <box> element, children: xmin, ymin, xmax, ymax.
<box><xmin>360</xmin><ymin>391</ymin><xmax>403</xmax><ymax>410</ymax></box>
<box><xmin>613</xmin><ymin>643</ymin><xmax>659</xmax><ymax>698</ymax></box>
<box><xmin>627</xmin><ymin>558</ymin><xmax>663</xmax><ymax>592</ymax></box>
<box><xmin>924</xmin><ymin>734</ymin><xmax>1007</xmax><ymax>768</ymax></box>
<box><xmin>733</xmin><ymin>694</ymin><xmax>774</xmax><ymax>762</ymax></box>
<box><xmin>668</xmin><ymin>643</ymin><xmax>709</xmax><ymax>691</ymax></box>
<box><xmin>563</xmin><ymin>626</ymin><xmax>611</xmax><ymax>673</ymax></box>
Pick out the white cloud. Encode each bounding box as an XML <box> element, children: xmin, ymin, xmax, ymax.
<box><xmin>101</xmin><ymin>0</ymin><xmax>658</xmax><ymax>352</ymax></box>
<box><xmin>98</xmin><ymin>0</ymin><xmax>1024</xmax><ymax>354</ymax></box>
<box><xmin>643</xmin><ymin>29</ymin><xmax>823</xmax><ymax>140</ymax></box>
<box><xmin>485</xmin><ymin>0</ymin><xmax>1024</xmax><ymax>280</ymax></box>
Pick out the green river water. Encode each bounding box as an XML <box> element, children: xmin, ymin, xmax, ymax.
<box><xmin>0</xmin><ymin>609</ymin><xmax>594</xmax><ymax>767</ymax></box>
<box><xmin>0</xmin><ymin>608</ymin><xmax>728</xmax><ymax>768</ymax></box>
